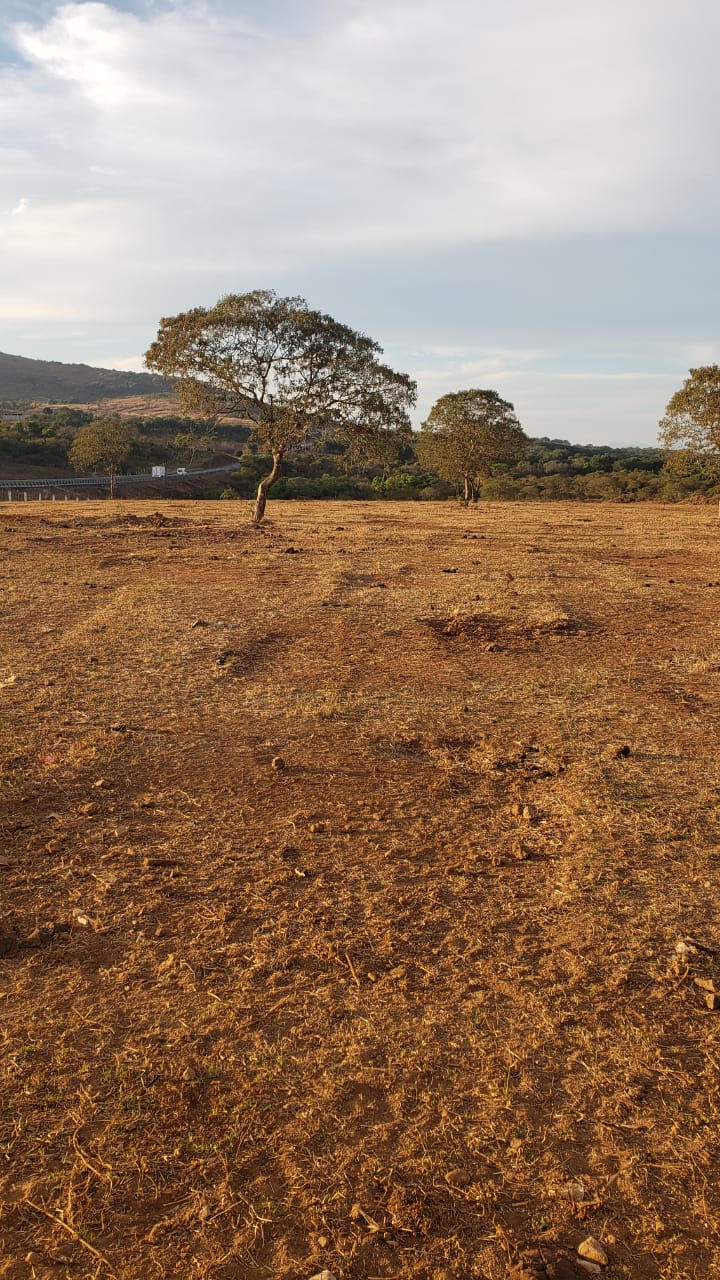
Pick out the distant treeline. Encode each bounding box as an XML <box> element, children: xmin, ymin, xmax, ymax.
<box><xmin>0</xmin><ymin>406</ymin><xmax>714</xmax><ymax>503</ymax></box>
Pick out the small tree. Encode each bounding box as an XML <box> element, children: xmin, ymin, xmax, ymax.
<box><xmin>69</xmin><ymin>418</ymin><xmax>135</xmax><ymax>497</ymax></box>
<box><xmin>659</xmin><ymin>366</ymin><xmax>720</xmax><ymax>512</ymax></box>
<box><xmin>144</xmin><ymin>289</ymin><xmax>416</xmax><ymax>522</ymax></box>
<box><xmin>173</xmin><ymin>428</ymin><xmax>216</xmax><ymax>466</ymax></box>
<box><xmin>416</xmin><ymin>389</ymin><xmax>527</xmax><ymax>502</ymax></box>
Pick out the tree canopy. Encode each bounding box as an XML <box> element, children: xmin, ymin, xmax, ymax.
<box><xmin>144</xmin><ymin>290</ymin><xmax>416</xmax><ymax>521</ymax></box>
<box><xmin>68</xmin><ymin>418</ymin><xmax>135</xmax><ymax>496</ymax></box>
<box><xmin>659</xmin><ymin>365</ymin><xmax>720</xmax><ymax>482</ymax></box>
<box><xmin>416</xmin><ymin>389</ymin><xmax>527</xmax><ymax>502</ymax></box>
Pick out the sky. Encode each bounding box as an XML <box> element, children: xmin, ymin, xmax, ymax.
<box><xmin>2</xmin><ymin>0</ymin><xmax>720</xmax><ymax>446</ymax></box>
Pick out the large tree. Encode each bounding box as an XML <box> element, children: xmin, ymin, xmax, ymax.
<box><xmin>144</xmin><ymin>290</ymin><xmax>416</xmax><ymax>522</ymax></box>
<box><xmin>68</xmin><ymin>418</ymin><xmax>135</xmax><ymax>497</ymax></box>
<box><xmin>659</xmin><ymin>366</ymin><xmax>720</xmax><ymax>512</ymax></box>
<box><xmin>416</xmin><ymin>389</ymin><xmax>527</xmax><ymax>503</ymax></box>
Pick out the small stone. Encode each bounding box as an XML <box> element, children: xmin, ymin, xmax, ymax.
<box><xmin>271</xmin><ymin>756</ymin><xmax>286</xmax><ymax>770</ymax></box>
<box><xmin>675</xmin><ymin>939</ymin><xmax>697</xmax><ymax>957</ymax></box>
<box><xmin>508</xmin><ymin>1247</ymin><xmax>595</xmax><ymax>1279</ymax></box>
<box><xmin>316</xmin><ymin>1234</ymin><xmax>328</xmax><ymax>1247</ymax></box>
<box><xmin>74</xmin><ymin>913</ymin><xmax>92</xmax><ymax>928</ymax></box>
<box><xmin>559</xmin><ymin>1180</ymin><xmax>586</xmax><ymax>1203</ymax></box>
<box><xmin>308</xmin><ymin>1272</ymin><xmax>337</xmax><ymax>1280</ymax></box>
<box><xmin>577</xmin><ymin>1236</ymin><xmax>608</xmax><ymax>1266</ymax></box>
<box><xmin>705</xmin><ymin>992</ymin><xmax>720</xmax><ymax>1010</ymax></box>
<box><xmin>79</xmin><ymin>802</ymin><xmax>97</xmax><ymax>816</ymax></box>
<box><xmin>602</xmin><ymin>743</ymin><xmax>630</xmax><ymax>760</ymax></box>
<box><xmin>445</xmin><ymin>1167</ymin><xmax>471</xmax><ymax>1188</ymax></box>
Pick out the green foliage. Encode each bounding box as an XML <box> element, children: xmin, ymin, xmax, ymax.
<box><xmin>0</xmin><ymin>397</ymin><xmax>713</xmax><ymax>504</ymax></box>
<box><xmin>370</xmin><ymin>470</ymin><xmax>435</xmax><ymax>497</ymax></box>
<box><xmin>659</xmin><ymin>365</ymin><xmax>720</xmax><ymax>483</ymax></box>
<box><xmin>0</xmin><ymin>434</ymin><xmax>70</xmax><ymax>468</ymax></box>
<box><xmin>68</xmin><ymin>418</ymin><xmax>136</xmax><ymax>495</ymax></box>
<box><xmin>272</xmin><ymin>473</ymin><xmax>373</xmax><ymax>499</ymax></box>
<box><xmin>417</xmin><ymin>389</ymin><xmax>527</xmax><ymax>501</ymax></box>
<box><xmin>145</xmin><ymin>289</ymin><xmax>416</xmax><ymax>520</ymax></box>
<box><xmin>172</xmin><ymin>427</ymin><xmax>216</xmax><ymax>463</ymax></box>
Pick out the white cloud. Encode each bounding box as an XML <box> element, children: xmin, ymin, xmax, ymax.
<box><xmin>92</xmin><ymin>353</ymin><xmax>146</xmax><ymax>371</ymax></box>
<box><xmin>10</xmin><ymin>196</ymin><xmax>29</xmax><ymax>214</ymax></box>
<box><xmin>1</xmin><ymin>1</ymin><xmax>719</xmax><ymax>445</ymax></box>
<box><xmin>7</xmin><ymin>0</ymin><xmax>720</xmax><ymax>258</ymax></box>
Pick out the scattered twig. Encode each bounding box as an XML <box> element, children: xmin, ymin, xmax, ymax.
<box><xmin>344</xmin><ymin>950</ymin><xmax>361</xmax><ymax>987</ymax></box>
<box><xmin>72</xmin><ymin>1128</ymin><xmax>113</xmax><ymax>1184</ymax></box>
<box><xmin>25</xmin><ymin>1199</ymin><xmax>116</xmax><ymax>1274</ymax></box>
<box><xmin>350</xmin><ymin>1202</ymin><xmax>384</xmax><ymax>1231</ymax></box>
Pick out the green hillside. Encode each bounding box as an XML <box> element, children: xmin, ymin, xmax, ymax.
<box><xmin>0</xmin><ymin>351</ymin><xmax>172</xmax><ymax>404</ymax></box>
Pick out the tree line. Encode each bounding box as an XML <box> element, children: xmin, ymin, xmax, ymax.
<box><xmin>2</xmin><ymin>290</ymin><xmax>718</xmax><ymax>519</ymax></box>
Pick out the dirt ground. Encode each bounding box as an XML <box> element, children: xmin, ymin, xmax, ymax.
<box><xmin>1</xmin><ymin>499</ymin><xmax>719</xmax><ymax>1280</ymax></box>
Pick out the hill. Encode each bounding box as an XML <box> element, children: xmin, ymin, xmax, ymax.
<box><xmin>0</xmin><ymin>350</ymin><xmax>173</xmax><ymax>404</ymax></box>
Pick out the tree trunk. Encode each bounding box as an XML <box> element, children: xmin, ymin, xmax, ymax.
<box><xmin>463</xmin><ymin>475</ymin><xmax>471</xmax><ymax>504</ymax></box>
<box><xmin>252</xmin><ymin>450</ymin><xmax>284</xmax><ymax>523</ymax></box>
<box><xmin>109</xmin><ymin>468</ymin><xmax>116</xmax><ymax>499</ymax></box>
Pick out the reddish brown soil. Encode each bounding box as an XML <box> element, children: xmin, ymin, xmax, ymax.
<box><xmin>1</xmin><ymin>500</ymin><xmax>719</xmax><ymax>1280</ymax></box>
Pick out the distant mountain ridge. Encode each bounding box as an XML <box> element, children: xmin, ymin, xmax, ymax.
<box><xmin>0</xmin><ymin>351</ymin><xmax>173</xmax><ymax>403</ymax></box>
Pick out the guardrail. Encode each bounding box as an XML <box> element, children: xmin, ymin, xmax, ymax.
<box><xmin>0</xmin><ymin>463</ymin><xmax>240</xmax><ymax>497</ymax></box>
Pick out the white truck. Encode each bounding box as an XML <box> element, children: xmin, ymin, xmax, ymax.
<box><xmin>151</xmin><ymin>465</ymin><xmax>166</xmax><ymax>478</ymax></box>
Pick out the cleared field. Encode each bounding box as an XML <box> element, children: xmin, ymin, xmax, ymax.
<box><xmin>1</xmin><ymin>500</ymin><xmax>719</xmax><ymax>1280</ymax></box>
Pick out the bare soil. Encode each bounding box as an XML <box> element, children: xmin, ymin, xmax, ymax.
<box><xmin>1</xmin><ymin>500</ymin><xmax>719</xmax><ymax>1280</ymax></box>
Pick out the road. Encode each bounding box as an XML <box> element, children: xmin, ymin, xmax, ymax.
<box><xmin>0</xmin><ymin>463</ymin><xmax>240</xmax><ymax>492</ymax></box>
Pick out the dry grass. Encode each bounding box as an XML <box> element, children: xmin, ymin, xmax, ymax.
<box><xmin>1</xmin><ymin>500</ymin><xmax>719</xmax><ymax>1280</ymax></box>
